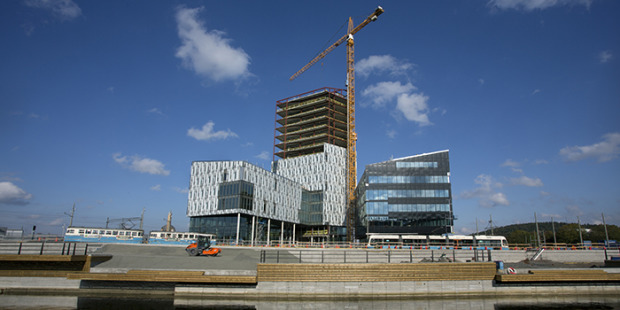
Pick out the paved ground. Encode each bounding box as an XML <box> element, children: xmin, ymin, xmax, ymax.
<box><xmin>90</xmin><ymin>244</ymin><xmax>615</xmax><ymax>275</ymax></box>
<box><xmin>91</xmin><ymin>244</ymin><xmax>261</xmax><ymax>275</ymax></box>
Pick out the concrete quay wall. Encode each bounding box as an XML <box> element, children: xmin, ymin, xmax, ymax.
<box><xmin>177</xmin><ymin>279</ymin><xmax>620</xmax><ymax>299</ymax></box>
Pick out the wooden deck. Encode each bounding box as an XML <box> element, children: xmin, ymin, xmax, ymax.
<box><xmin>256</xmin><ymin>262</ymin><xmax>497</xmax><ymax>282</ymax></box>
<box><xmin>66</xmin><ymin>269</ymin><xmax>257</xmax><ymax>284</ymax></box>
<box><xmin>496</xmin><ymin>269</ymin><xmax>620</xmax><ymax>283</ymax></box>
<box><xmin>0</xmin><ymin>254</ymin><xmax>95</xmax><ymax>277</ymax></box>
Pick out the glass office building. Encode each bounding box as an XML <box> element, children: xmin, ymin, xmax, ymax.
<box><xmin>355</xmin><ymin>150</ymin><xmax>454</xmax><ymax>238</ymax></box>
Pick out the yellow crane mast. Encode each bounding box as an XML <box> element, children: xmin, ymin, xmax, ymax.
<box><xmin>290</xmin><ymin>6</ymin><xmax>384</xmax><ymax>242</ymax></box>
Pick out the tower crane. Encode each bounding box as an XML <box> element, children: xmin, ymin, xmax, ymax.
<box><xmin>290</xmin><ymin>6</ymin><xmax>384</xmax><ymax>242</ymax></box>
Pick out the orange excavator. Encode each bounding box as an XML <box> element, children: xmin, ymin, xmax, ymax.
<box><xmin>185</xmin><ymin>234</ymin><xmax>221</xmax><ymax>257</ymax></box>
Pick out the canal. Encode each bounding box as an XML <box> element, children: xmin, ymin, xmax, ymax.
<box><xmin>0</xmin><ymin>295</ymin><xmax>619</xmax><ymax>309</ymax></box>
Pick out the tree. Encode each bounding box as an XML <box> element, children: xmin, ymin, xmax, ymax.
<box><xmin>556</xmin><ymin>224</ymin><xmax>580</xmax><ymax>244</ymax></box>
<box><xmin>506</xmin><ymin>230</ymin><xmax>531</xmax><ymax>246</ymax></box>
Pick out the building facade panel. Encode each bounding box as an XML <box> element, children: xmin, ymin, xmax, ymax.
<box><xmin>187</xmin><ymin>161</ymin><xmax>301</xmax><ymax>223</ymax></box>
<box><xmin>273</xmin><ymin>143</ymin><xmax>347</xmax><ymax>226</ymax></box>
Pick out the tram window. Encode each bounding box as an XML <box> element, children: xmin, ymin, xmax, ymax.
<box><xmin>189</xmin><ymin>234</ymin><xmax>194</xmax><ymax>239</ymax></box>
<box><xmin>79</xmin><ymin>230</ymin><xmax>84</xmax><ymax>234</ymax></box>
<box><xmin>67</xmin><ymin>229</ymin><xmax>75</xmax><ymax>234</ymax></box>
<box><xmin>112</xmin><ymin>231</ymin><xmax>118</xmax><ymax>235</ymax></box>
<box><xmin>105</xmin><ymin>231</ymin><xmax>111</xmax><ymax>235</ymax></box>
<box><xmin>86</xmin><ymin>230</ymin><xmax>92</xmax><ymax>234</ymax></box>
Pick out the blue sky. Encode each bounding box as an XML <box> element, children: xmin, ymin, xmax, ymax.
<box><xmin>1</xmin><ymin>0</ymin><xmax>618</xmax><ymax>236</ymax></box>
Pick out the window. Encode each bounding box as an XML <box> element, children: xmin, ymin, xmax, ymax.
<box><xmin>368</xmin><ymin>175</ymin><xmax>448</xmax><ymax>184</ymax></box>
<box><xmin>396</xmin><ymin>162</ymin><xmax>438</xmax><ymax>169</ymax></box>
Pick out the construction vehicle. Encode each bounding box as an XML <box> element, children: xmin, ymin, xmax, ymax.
<box><xmin>185</xmin><ymin>234</ymin><xmax>221</xmax><ymax>256</ymax></box>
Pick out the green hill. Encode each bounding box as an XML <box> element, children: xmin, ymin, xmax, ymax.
<box><xmin>476</xmin><ymin>222</ymin><xmax>619</xmax><ymax>246</ymax></box>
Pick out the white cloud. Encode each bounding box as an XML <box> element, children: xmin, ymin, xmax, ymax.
<box><xmin>478</xmin><ymin>78</ymin><xmax>485</xmax><ymax>85</ymax></box>
<box><xmin>173</xmin><ymin>187</ymin><xmax>189</xmax><ymax>194</ymax></box>
<box><xmin>358</xmin><ymin>55</ymin><xmax>434</xmax><ymax>126</ymax></box>
<box><xmin>24</xmin><ymin>0</ymin><xmax>82</xmax><ymax>20</ymax></box>
<box><xmin>0</xmin><ymin>182</ymin><xmax>33</xmax><ymax>205</ymax></box>
<box><xmin>362</xmin><ymin>81</ymin><xmax>416</xmax><ymax>108</ymax></box>
<box><xmin>150</xmin><ymin>184</ymin><xmax>161</xmax><ymax>191</ymax></box>
<box><xmin>396</xmin><ymin>93</ymin><xmax>431</xmax><ymax>126</ymax></box>
<box><xmin>175</xmin><ymin>7</ymin><xmax>251</xmax><ymax>82</ymax></box>
<box><xmin>501</xmin><ymin>159</ymin><xmax>523</xmax><ymax>173</ymax></box>
<box><xmin>599</xmin><ymin>50</ymin><xmax>613</xmax><ymax>63</ymax></box>
<box><xmin>386</xmin><ymin>129</ymin><xmax>397</xmax><ymax>139</ymax></box>
<box><xmin>187</xmin><ymin>121</ymin><xmax>238</xmax><ymax>141</ymax></box>
<box><xmin>255</xmin><ymin>151</ymin><xmax>270</xmax><ymax>161</ymax></box>
<box><xmin>501</xmin><ymin>159</ymin><xmax>520</xmax><ymax>168</ymax></box>
<box><xmin>461</xmin><ymin>174</ymin><xmax>509</xmax><ymax>208</ymax></box>
<box><xmin>510</xmin><ymin>175</ymin><xmax>544</xmax><ymax>187</ymax></box>
<box><xmin>147</xmin><ymin>108</ymin><xmax>165</xmax><ymax>116</ymax></box>
<box><xmin>559</xmin><ymin>132</ymin><xmax>620</xmax><ymax>162</ymax></box>
<box><xmin>356</xmin><ymin>55</ymin><xmax>413</xmax><ymax>78</ymax></box>
<box><xmin>488</xmin><ymin>0</ymin><xmax>592</xmax><ymax>11</ymax></box>
<box><xmin>113</xmin><ymin>153</ymin><xmax>170</xmax><ymax>176</ymax></box>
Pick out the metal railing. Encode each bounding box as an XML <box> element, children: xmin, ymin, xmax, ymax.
<box><xmin>259</xmin><ymin>249</ymin><xmax>493</xmax><ymax>264</ymax></box>
<box><xmin>0</xmin><ymin>241</ymin><xmax>98</xmax><ymax>255</ymax></box>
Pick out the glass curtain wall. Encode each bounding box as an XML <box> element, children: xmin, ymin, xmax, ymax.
<box><xmin>356</xmin><ymin>150</ymin><xmax>453</xmax><ymax>239</ymax></box>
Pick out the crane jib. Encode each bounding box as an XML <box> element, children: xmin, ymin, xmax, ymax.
<box><xmin>289</xmin><ymin>6</ymin><xmax>384</xmax><ymax>81</ymax></box>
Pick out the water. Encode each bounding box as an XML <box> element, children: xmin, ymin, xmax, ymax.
<box><xmin>0</xmin><ymin>295</ymin><xmax>619</xmax><ymax>310</ymax></box>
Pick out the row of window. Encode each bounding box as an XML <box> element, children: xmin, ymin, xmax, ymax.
<box><xmin>368</xmin><ymin>175</ymin><xmax>449</xmax><ymax>184</ymax></box>
<box><xmin>365</xmin><ymin>202</ymin><xmax>450</xmax><ymax>215</ymax></box>
<box><xmin>366</xmin><ymin>218</ymin><xmax>451</xmax><ymax>227</ymax></box>
<box><xmin>218</xmin><ymin>181</ymin><xmax>254</xmax><ymax>197</ymax></box>
<box><xmin>366</xmin><ymin>189</ymin><xmax>450</xmax><ymax>200</ymax></box>
<box><xmin>396</xmin><ymin>162</ymin><xmax>438</xmax><ymax>169</ymax></box>
<box><xmin>218</xmin><ymin>196</ymin><xmax>254</xmax><ymax>211</ymax></box>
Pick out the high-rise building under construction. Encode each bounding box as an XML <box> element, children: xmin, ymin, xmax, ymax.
<box><xmin>187</xmin><ymin>88</ymin><xmax>349</xmax><ymax>244</ymax></box>
<box><xmin>273</xmin><ymin>87</ymin><xmax>348</xmax><ymax>159</ymax></box>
